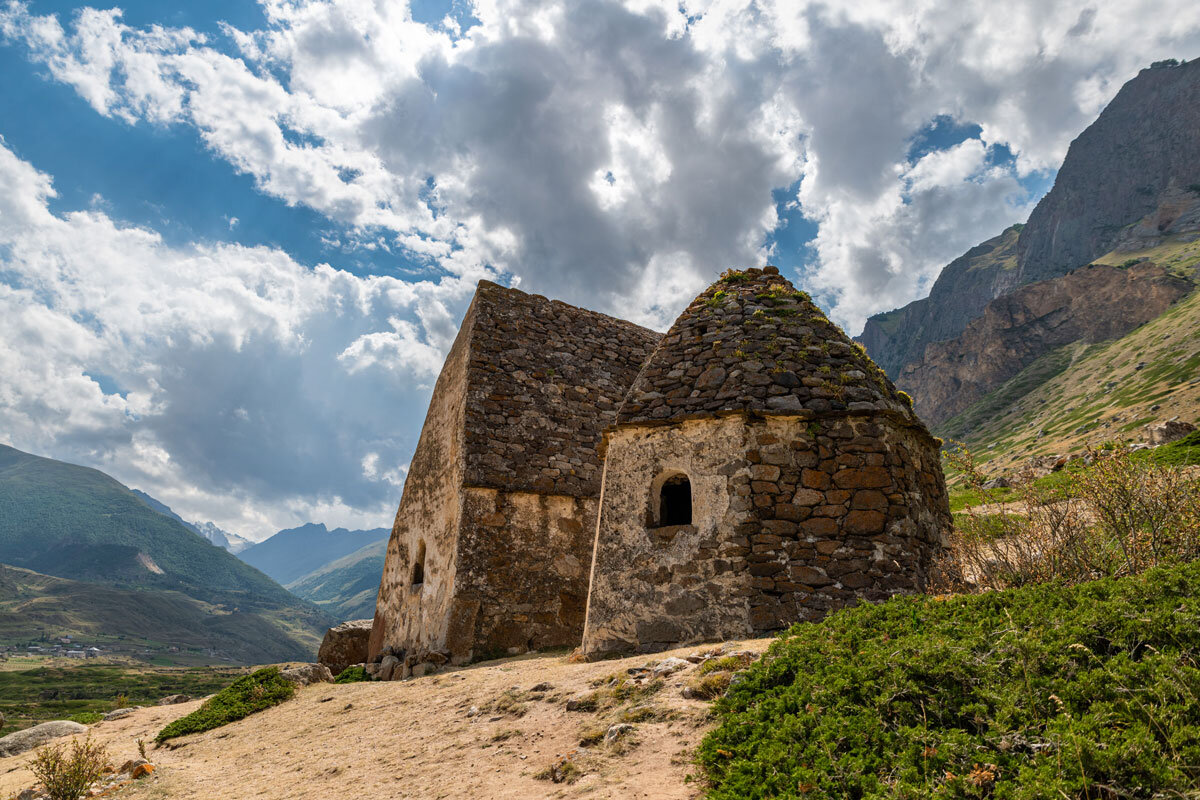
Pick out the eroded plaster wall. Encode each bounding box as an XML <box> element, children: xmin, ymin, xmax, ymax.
<box><xmin>368</xmin><ymin>299</ymin><xmax>473</xmax><ymax>664</ymax></box>
<box><xmin>581</xmin><ymin>411</ymin><xmax>950</xmax><ymax>657</ymax></box>
<box><xmin>582</xmin><ymin>415</ymin><xmax>756</xmax><ymax>656</ymax></box>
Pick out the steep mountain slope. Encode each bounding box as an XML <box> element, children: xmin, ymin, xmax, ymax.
<box><xmin>130</xmin><ymin>490</ymin><xmax>252</xmax><ymax>554</ymax></box>
<box><xmin>859</xmin><ymin>59</ymin><xmax>1200</xmax><ymax>377</ymax></box>
<box><xmin>857</xmin><ymin>225</ymin><xmax>1023</xmax><ymax>377</ymax></box>
<box><xmin>1016</xmin><ymin>59</ymin><xmax>1200</xmax><ymax>282</ymax></box>
<box><xmin>0</xmin><ymin>444</ymin><xmax>328</xmax><ymax>661</ymax></box>
<box><xmin>900</xmin><ymin>262</ymin><xmax>1192</xmax><ymax>425</ymax></box>
<box><xmin>938</xmin><ymin>245</ymin><xmax>1200</xmax><ymax>472</ymax></box>
<box><xmin>238</xmin><ymin>523</ymin><xmax>389</xmax><ymax>586</ymax></box>
<box><xmin>285</xmin><ymin>539</ymin><xmax>385</xmax><ymax>623</ymax></box>
<box><xmin>0</xmin><ymin>564</ymin><xmax>318</xmax><ymax>665</ymax></box>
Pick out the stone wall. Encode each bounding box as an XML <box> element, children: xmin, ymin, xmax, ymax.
<box><xmin>370</xmin><ymin>280</ymin><xmax>660</xmax><ymax>671</ymax></box>
<box><xmin>452</xmin><ymin>488</ymin><xmax>596</xmax><ymax>660</ymax></box>
<box><xmin>464</xmin><ymin>281</ymin><xmax>660</xmax><ymax>496</ymax></box>
<box><xmin>581</xmin><ymin>410</ymin><xmax>949</xmax><ymax>657</ymax></box>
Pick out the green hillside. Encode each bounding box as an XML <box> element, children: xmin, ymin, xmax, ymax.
<box><xmin>286</xmin><ymin>539</ymin><xmax>384</xmax><ymax>623</ymax></box>
<box><xmin>0</xmin><ymin>565</ymin><xmax>319</xmax><ymax>664</ymax></box>
<box><xmin>935</xmin><ymin>243</ymin><xmax>1200</xmax><ymax>474</ymax></box>
<box><xmin>0</xmin><ymin>444</ymin><xmax>330</xmax><ymax>662</ymax></box>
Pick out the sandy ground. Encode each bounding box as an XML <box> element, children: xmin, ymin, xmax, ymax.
<box><xmin>1</xmin><ymin>638</ymin><xmax>774</xmax><ymax>800</ymax></box>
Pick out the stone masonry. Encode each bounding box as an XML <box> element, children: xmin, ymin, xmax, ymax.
<box><xmin>580</xmin><ymin>267</ymin><xmax>950</xmax><ymax>656</ymax></box>
<box><xmin>369</xmin><ymin>281</ymin><xmax>659</xmax><ymax>674</ymax></box>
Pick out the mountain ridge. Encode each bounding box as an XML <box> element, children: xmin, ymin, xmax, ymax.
<box><xmin>859</xmin><ymin>59</ymin><xmax>1200</xmax><ymax>378</ymax></box>
<box><xmin>0</xmin><ymin>443</ymin><xmax>329</xmax><ymax>662</ymax></box>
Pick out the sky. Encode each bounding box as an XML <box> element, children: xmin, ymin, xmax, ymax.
<box><xmin>1</xmin><ymin>0</ymin><xmax>1198</xmax><ymax>539</ymax></box>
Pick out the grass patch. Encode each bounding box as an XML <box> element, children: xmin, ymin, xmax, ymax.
<box><xmin>687</xmin><ymin>671</ymin><xmax>734</xmax><ymax>700</ymax></box>
<box><xmin>67</xmin><ymin>711</ymin><xmax>103</xmax><ymax>725</ymax></box>
<box><xmin>332</xmin><ymin>665</ymin><xmax>371</xmax><ymax>684</ymax></box>
<box><xmin>699</xmin><ymin>561</ymin><xmax>1200</xmax><ymax>798</ymax></box>
<box><xmin>0</xmin><ymin>663</ymin><xmax>241</xmax><ymax>736</ymax></box>
<box><xmin>1138</xmin><ymin>429</ymin><xmax>1200</xmax><ymax>466</ymax></box>
<box><xmin>155</xmin><ymin>667</ymin><xmax>293</xmax><ymax>743</ymax></box>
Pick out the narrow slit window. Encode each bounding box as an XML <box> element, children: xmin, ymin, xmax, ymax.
<box><xmin>659</xmin><ymin>475</ymin><xmax>692</xmax><ymax>526</ymax></box>
<box><xmin>411</xmin><ymin>540</ymin><xmax>426</xmax><ymax>586</ymax></box>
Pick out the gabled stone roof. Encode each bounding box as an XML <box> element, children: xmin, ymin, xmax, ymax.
<box><xmin>462</xmin><ymin>281</ymin><xmax>661</xmax><ymax>496</ymax></box>
<box><xmin>616</xmin><ymin>267</ymin><xmax>920</xmax><ymax>426</ymax></box>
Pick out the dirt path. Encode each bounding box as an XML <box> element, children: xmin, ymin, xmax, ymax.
<box><xmin>1</xmin><ymin>638</ymin><xmax>774</xmax><ymax>800</ymax></box>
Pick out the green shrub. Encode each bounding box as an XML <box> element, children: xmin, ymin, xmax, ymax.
<box><xmin>67</xmin><ymin>711</ymin><xmax>102</xmax><ymax>725</ymax></box>
<box><xmin>699</xmin><ymin>561</ymin><xmax>1200</xmax><ymax>798</ymax></box>
<box><xmin>1139</xmin><ymin>428</ymin><xmax>1200</xmax><ymax>467</ymax></box>
<box><xmin>155</xmin><ymin>667</ymin><xmax>293</xmax><ymax>743</ymax></box>
<box><xmin>31</xmin><ymin>736</ymin><xmax>111</xmax><ymax>800</ymax></box>
<box><xmin>333</xmin><ymin>666</ymin><xmax>371</xmax><ymax>684</ymax></box>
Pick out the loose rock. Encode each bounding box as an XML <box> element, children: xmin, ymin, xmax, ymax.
<box><xmin>0</xmin><ymin>721</ymin><xmax>88</xmax><ymax>757</ymax></box>
<box><xmin>317</xmin><ymin>619</ymin><xmax>373</xmax><ymax>676</ymax></box>
<box><xmin>281</xmin><ymin>663</ymin><xmax>334</xmax><ymax>686</ymax></box>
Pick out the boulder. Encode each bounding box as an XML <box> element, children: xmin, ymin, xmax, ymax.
<box><xmin>157</xmin><ymin>694</ymin><xmax>191</xmax><ymax>705</ymax></box>
<box><xmin>317</xmin><ymin>619</ymin><xmax>373</xmax><ymax>677</ymax></box>
<box><xmin>281</xmin><ymin>663</ymin><xmax>333</xmax><ymax>686</ymax></box>
<box><xmin>0</xmin><ymin>721</ymin><xmax>87</xmax><ymax>758</ymax></box>
<box><xmin>1148</xmin><ymin>419</ymin><xmax>1196</xmax><ymax>445</ymax></box>
<box><xmin>378</xmin><ymin>654</ymin><xmax>400</xmax><ymax>681</ymax></box>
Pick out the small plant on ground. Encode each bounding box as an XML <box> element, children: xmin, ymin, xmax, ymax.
<box><xmin>113</xmin><ymin>693</ymin><xmax>128</xmax><ymax>710</ymax></box>
<box><xmin>687</xmin><ymin>671</ymin><xmax>733</xmax><ymax>700</ymax></box>
<box><xmin>697</xmin><ymin>653</ymin><xmax>753</xmax><ymax>676</ymax></box>
<box><xmin>333</xmin><ymin>666</ymin><xmax>371</xmax><ymax>683</ymax></box>
<box><xmin>483</xmin><ymin>688</ymin><xmax>529</xmax><ymax>718</ymax></box>
<box><xmin>30</xmin><ymin>736</ymin><xmax>111</xmax><ymax>800</ymax></box>
<box><xmin>67</xmin><ymin>711</ymin><xmax>102</xmax><ymax>725</ymax></box>
<box><xmin>155</xmin><ymin>667</ymin><xmax>294</xmax><ymax>743</ymax></box>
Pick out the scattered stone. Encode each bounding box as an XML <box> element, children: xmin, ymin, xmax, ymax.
<box><xmin>157</xmin><ymin>694</ymin><xmax>191</xmax><ymax>705</ymax></box>
<box><xmin>102</xmin><ymin>707</ymin><xmax>141</xmax><ymax>722</ymax></box>
<box><xmin>981</xmin><ymin>477</ymin><xmax>1011</xmax><ymax>490</ymax></box>
<box><xmin>378</xmin><ymin>655</ymin><xmax>400</xmax><ymax>681</ymax></box>
<box><xmin>604</xmin><ymin>723</ymin><xmax>634</xmax><ymax>744</ymax></box>
<box><xmin>317</xmin><ymin>619</ymin><xmax>373</xmax><ymax>676</ymax></box>
<box><xmin>651</xmin><ymin>657</ymin><xmax>690</xmax><ymax>676</ymax></box>
<box><xmin>0</xmin><ymin>721</ymin><xmax>88</xmax><ymax>757</ymax></box>
<box><xmin>466</xmin><ymin>705</ymin><xmax>480</xmax><ymax>717</ymax></box>
<box><xmin>280</xmin><ymin>663</ymin><xmax>334</xmax><ymax>686</ymax></box>
<box><xmin>529</xmin><ymin>682</ymin><xmax>554</xmax><ymax>692</ymax></box>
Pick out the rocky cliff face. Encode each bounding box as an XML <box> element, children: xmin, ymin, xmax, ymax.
<box><xmin>898</xmin><ymin>262</ymin><xmax>1192</xmax><ymax>426</ymax></box>
<box><xmin>859</xmin><ymin>59</ymin><xmax>1200</xmax><ymax>379</ymax></box>
<box><xmin>857</xmin><ymin>226</ymin><xmax>1022</xmax><ymax>377</ymax></box>
<box><xmin>1016</xmin><ymin>60</ymin><xmax>1200</xmax><ymax>283</ymax></box>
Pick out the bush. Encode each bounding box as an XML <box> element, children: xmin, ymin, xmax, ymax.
<box><xmin>67</xmin><ymin>712</ymin><xmax>102</xmax><ymax>725</ymax></box>
<box><xmin>31</xmin><ymin>736</ymin><xmax>111</xmax><ymax>800</ymax></box>
<box><xmin>155</xmin><ymin>667</ymin><xmax>294</xmax><ymax>743</ymax></box>
<box><xmin>333</xmin><ymin>666</ymin><xmax>370</xmax><ymax>684</ymax></box>
<box><xmin>699</xmin><ymin>561</ymin><xmax>1200</xmax><ymax>798</ymax></box>
<box><xmin>936</xmin><ymin>448</ymin><xmax>1200</xmax><ymax>591</ymax></box>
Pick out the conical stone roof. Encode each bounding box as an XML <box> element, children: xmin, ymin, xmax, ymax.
<box><xmin>616</xmin><ymin>267</ymin><xmax>922</xmax><ymax>427</ymax></box>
